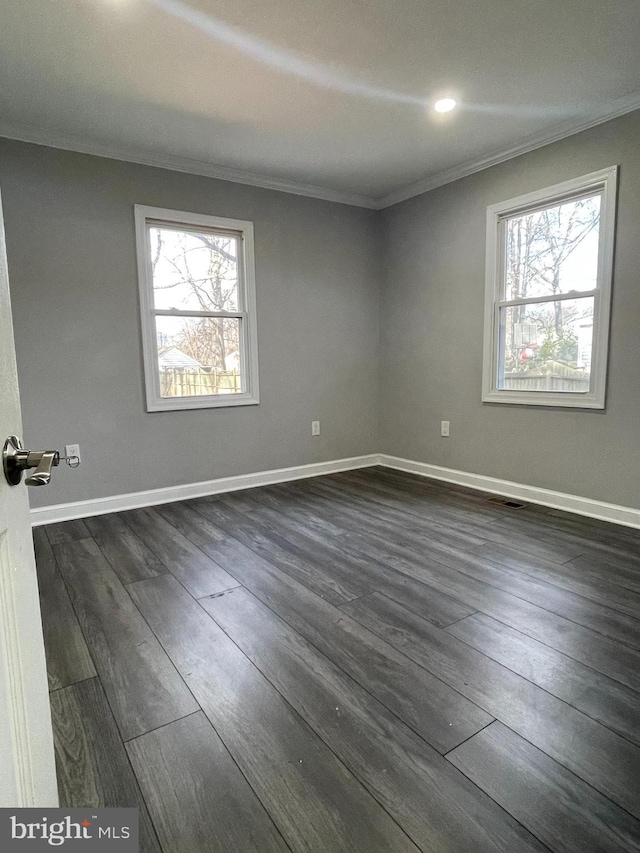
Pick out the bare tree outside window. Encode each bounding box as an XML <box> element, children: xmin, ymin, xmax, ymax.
<box><xmin>500</xmin><ymin>195</ymin><xmax>601</xmax><ymax>391</ymax></box>
<box><xmin>483</xmin><ymin>167</ymin><xmax>616</xmax><ymax>408</ymax></box>
<box><xmin>151</xmin><ymin>227</ymin><xmax>240</xmax><ymax>370</ymax></box>
<box><xmin>136</xmin><ymin>206</ymin><xmax>259</xmax><ymax>412</ymax></box>
<box><xmin>149</xmin><ymin>226</ymin><xmax>244</xmax><ymax>398</ymax></box>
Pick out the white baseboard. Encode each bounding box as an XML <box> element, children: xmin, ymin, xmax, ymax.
<box><xmin>30</xmin><ymin>454</ymin><xmax>382</xmax><ymax>526</ymax></box>
<box><xmin>30</xmin><ymin>451</ymin><xmax>640</xmax><ymax>530</ymax></box>
<box><xmin>380</xmin><ymin>454</ymin><xmax>640</xmax><ymax>530</ymax></box>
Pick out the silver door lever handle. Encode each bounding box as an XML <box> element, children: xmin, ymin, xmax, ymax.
<box><xmin>25</xmin><ymin>450</ymin><xmax>60</xmax><ymax>486</ymax></box>
<box><xmin>2</xmin><ymin>436</ymin><xmax>61</xmax><ymax>487</ymax></box>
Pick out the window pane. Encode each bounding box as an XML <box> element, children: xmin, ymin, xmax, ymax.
<box><xmin>498</xmin><ymin>297</ymin><xmax>594</xmax><ymax>393</ymax></box>
<box><xmin>504</xmin><ymin>195</ymin><xmax>601</xmax><ymax>301</ymax></box>
<box><xmin>149</xmin><ymin>227</ymin><xmax>240</xmax><ymax>312</ymax></box>
<box><xmin>156</xmin><ymin>315</ymin><xmax>243</xmax><ymax>397</ymax></box>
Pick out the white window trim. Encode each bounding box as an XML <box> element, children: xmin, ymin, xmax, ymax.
<box><xmin>482</xmin><ymin>166</ymin><xmax>618</xmax><ymax>409</ymax></box>
<box><xmin>134</xmin><ymin>204</ymin><xmax>260</xmax><ymax>412</ymax></box>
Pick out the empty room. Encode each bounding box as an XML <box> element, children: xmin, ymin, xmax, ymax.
<box><xmin>1</xmin><ymin>1</ymin><xmax>639</xmax><ymax>851</ymax></box>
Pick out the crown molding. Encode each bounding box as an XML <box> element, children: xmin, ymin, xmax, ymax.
<box><xmin>0</xmin><ymin>122</ymin><xmax>378</xmax><ymax>210</ymax></box>
<box><xmin>2</xmin><ymin>98</ymin><xmax>639</xmax><ymax>213</ymax></box>
<box><xmin>375</xmin><ymin>97</ymin><xmax>640</xmax><ymax>209</ymax></box>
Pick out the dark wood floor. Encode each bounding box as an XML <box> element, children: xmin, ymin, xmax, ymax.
<box><xmin>35</xmin><ymin>467</ymin><xmax>640</xmax><ymax>852</ymax></box>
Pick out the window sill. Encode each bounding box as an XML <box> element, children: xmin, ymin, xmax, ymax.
<box><xmin>482</xmin><ymin>389</ymin><xmax>604</xmax><ymax>409</ymax></box>
<box><xmin>146</xmin><ymin>393</ymin><xmax>260</xmax><ymax>412</ymax></box>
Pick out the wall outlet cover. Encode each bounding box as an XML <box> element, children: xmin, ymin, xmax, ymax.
<box><xmin>65</xmin><ymin>443</ymin><xmax>81</xmax><ymax>463</ymax></box>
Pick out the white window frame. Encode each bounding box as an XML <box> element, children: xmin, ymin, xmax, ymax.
<box><xmin>134</xmin><ymin>205</ymin><xmax>259</xmax><ymax>412</ymax></box>
<box><xmin>482</xmin><ymin>166</ymin><xmax>618</xmax><ymax>409</ymax></box>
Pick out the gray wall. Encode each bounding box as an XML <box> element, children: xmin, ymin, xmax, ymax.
<box><xmin>0</xmin><ymin>140</ymin><xmax>380</xmax><ymax>508</ymax></box>
<box><xmin>379</xmin><ymin>109</ymin><xmax>640</xmax><ymax>508</ymax></box>
<box><xmin>3</xmin><ymin>109</ymin><xmax>640</xmax><ymax>512</ymax></box>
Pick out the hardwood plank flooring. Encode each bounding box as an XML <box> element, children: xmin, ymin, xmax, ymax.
<box><xmin>334</xmin><ymin>529</ymin><xmax>640</xmax><ymax>691</ymax></box>
<box><xmin>543</xmin><ymin>507</ymin><xmax>640</xmax><ymax>541</ymax></box>
<box><xmin>84</xmin><ymin>514</ymin><xmax>166</xmax><ymax>585</ymax></box>
<box><xmin>448</xmin><ymin>722</ymin><xmax>640</xmax><ymax>853</ymax></box>
<box><xmin>50</xmin><ymin>678</ymin><xmax>160</xmax><ymax>853</ymax></box>
<box><xmin>472</xmin><ymin>541</ymin><xmax>640</xmax><ymax>618</ymax></box>
<box><xmin>567</xmin><ymin>553</ymin><xmax>640</xmax><ymax>595</ymax></box>
<box><xmin>119</xmin><ymin>507</ymin><xmax>240</xmax><ymax>598</ymax></box>
<box><xmin>33</xmin><ymin>528</ymin><xmax>96</xmax><ymax>691</ymax></box>
<box><xmin>296</xmin><ymin>476</ymin><xmax>492</xmax><ymax>547</ymax></box>
<box><xmin>53</xmin><ymin>538</ymin><xmax>199</xmax><ymax>740</ymax></box>
<box><xmin>188</xmin><ymin>496</ymin><xmax>372</xmax><ymax>603</ymax></box>
<box><xmin>341</xmin><ymin>591</ymin><xmax>640</xmax><ymax>819</ymax></box>
<box><xmin>197</xmin><ymin>537</ymin><xmax>493</xmax><ymax>753</ymax></box>
<box><xmin>153</xmin><ymin>501</ymin><xmax>229</xmax><ymax>546</ymax></box>
<box><xmin>126</xmin><ymin>712</ymin><xmax>289</xmax><ymax>853</ymax></box>
<box><xmin>441</xmin><ymin>547</ymin><xmax>640</xmax><ymax>649</ymax></box>
<box><xmin>330</xmin><ymin>470</ymin><xmax>500</xmax><ymax>533</ymax></box>
<box><xmin>45</xmin><ymin>518</ymin><xmax>91</xmax><ymax>544</ymax></box>
<box><xmin>489</xmin><ymin>512</ymin><xmax>640</xmax><ymax>568</ymax></box>
<box><xmin>245</xmin><ymin>504</ymin><xmax>477</xmax><ymax>627</ymax></box>
<box><xmin>201</xmin><ymin>586</ymin><xmax>546</xmax><ymax>853</ymax></box>
<box><xmin>448</xmin><ymin>612</ymin><xmax>640</xmax><ymax>746</ymax></box>
<box><xmin>39</xmin><ymin>467</ymin><xmax>640</xmax><ymax>852</ymax></box>
<box><xmin>128</xmin><ymin>572</ymin><xmax>421</xmax><ymax>853</ymax></box>
<box><xmin>480</xmin><ymin>522</ymin><xmax>591</xmax><ymax>564</ymax></box>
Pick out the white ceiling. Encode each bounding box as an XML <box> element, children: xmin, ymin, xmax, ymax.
<box><xmin>1</xmin><ymin>0</ymin><xmax>640</xmax><ymax>207</ymax></box>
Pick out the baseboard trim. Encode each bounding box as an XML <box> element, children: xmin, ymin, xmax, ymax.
<box><xmin>30</xmin><ymin>452</ymin><xmax>640</xmax><ymax>530</ymax></box>
<box><xmin>379</xmin><ymin>454</ymin><xmax>640</xmax><ymax>530</ymax></box>
<box><xmin>30</xmin><ymin>454</ymin><xmax>382</xmax><ymax>526</ymax></box>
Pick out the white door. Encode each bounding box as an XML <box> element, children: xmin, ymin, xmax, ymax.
<box><xmin>0</xmin><ymin>188</ymin><xmax>58</xmax><ymax>806</ymax></box>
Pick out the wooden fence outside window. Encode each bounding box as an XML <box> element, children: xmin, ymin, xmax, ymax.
<box><xmin>160</xmin><ymin>368</ymin><xmax>242</xmax><ymax>397</ymax></box>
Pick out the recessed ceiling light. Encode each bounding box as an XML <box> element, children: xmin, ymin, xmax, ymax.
<box><xmin>434</xmin><ymin>98</ymin><xmax>457</xmax><ymax>113</ymax></box>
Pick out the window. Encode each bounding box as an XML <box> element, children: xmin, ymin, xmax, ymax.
<box><xmin>135</xmin><ymin>205</ymin><xmax>259</xmax><ymax>411</ymax></box>
<box><xmin>482</xmin><ymin>166</ymin><xmax>617</xmax><ymax>408</ymax></box>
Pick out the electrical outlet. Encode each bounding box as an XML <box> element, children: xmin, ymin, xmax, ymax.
<box><xmin>440</xmin><ymin>420</ymin><xmax>450</xmax><ymax>437</ymax></box>
<box><xmin>65</xmin><ymin>443</ymin><xmax>81</xmax><ymax>463</ymax></box>
<box><xmin>312</xmin><ymin>421</ymin><xmax>321</xmax><ymax>436</ymax></box>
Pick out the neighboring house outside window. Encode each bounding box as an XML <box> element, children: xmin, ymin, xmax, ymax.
<box><xmin>135</xmin><ymin>205</ymin><xmax>259</xmax><ymax>411</ymax></box>
<box><xmin>482</xmin><ymin>166</ymin><xmax>617</xmax><ymax>409</ymax></box>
